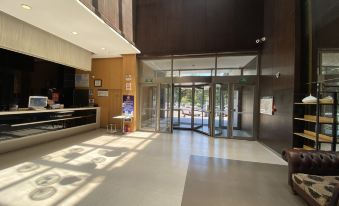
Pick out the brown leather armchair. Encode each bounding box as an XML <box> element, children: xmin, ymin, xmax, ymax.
<box><xmin>282</xmin><ymin>149</ymin><xmax>339</xmax><ymax>206</ymax></box>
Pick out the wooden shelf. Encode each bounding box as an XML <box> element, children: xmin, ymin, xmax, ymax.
<box><xmin>294</xmin><ymin>102</ymin><xmax>334</xmax><ymax>105</ymax></box>
<box><xmin>294</xmin><ymin>115</ymin><xmax>334</xmax><ymax>124</ymax></box>
<box><xmin>303</xmin><ymin>145</ymin><xmax>315</xmax><ymax>150</ymax></box>
<box><xmin>294</xmin><ymin>118</ymin><xmax>334</xmax><ymax>124</ymax></box>
<box><xmin>294</xmin><ymin>130</ymin><xmax>333</xmax><ymax>143</ymax></box>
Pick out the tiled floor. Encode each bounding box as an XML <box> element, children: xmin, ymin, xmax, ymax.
<box><xmin>0</xmin><ymin>129</ymin><xmax>286</xmax><ymax>206</ymax></box>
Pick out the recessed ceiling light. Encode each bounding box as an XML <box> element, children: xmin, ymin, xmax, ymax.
<box><xmin>72</xmin><ymin>31</ymin><xmax>78</xmax><ymax>35</ymax></box>
<box><xmin>101</xmin><ymin>47</ymin><xmax>106</xmax><ymax>50</ymax></box>
<box><xmin>21</xmin><ymin>4</ymin><xmax>32</xmax><ymax>10</ymax></box>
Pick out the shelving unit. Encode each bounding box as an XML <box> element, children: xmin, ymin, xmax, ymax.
<box><xmin>293</xmin><ymin>89</ymin><xmax>338</xmax><ymax>151</ymax></box>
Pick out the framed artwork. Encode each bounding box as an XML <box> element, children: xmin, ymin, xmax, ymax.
<box><xmin>94</xmin><ymin>79</ymin><xmax>102</xmax><ymax>87</ymax></box>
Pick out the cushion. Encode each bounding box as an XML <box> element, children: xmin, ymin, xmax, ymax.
<box><xmin>292</xmin><ymin>173</ymin><xmax>339</xmax><ymax>206</ymax></box>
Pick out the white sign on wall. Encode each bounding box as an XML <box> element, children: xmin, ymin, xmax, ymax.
<box><xmin>260</xmin><ymin>96</ymin><xmax>274</xmax><ymax>115</ymax></box>
<box><xmin>98</xmin><ymin>89</ymin><xmax>109</xmax><ymax>97</ymax></box>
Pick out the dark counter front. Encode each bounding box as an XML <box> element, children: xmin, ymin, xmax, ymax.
<box><xmin>0</xmin><ymin>108</ymin><xmax>97</xmax><ymax>141</ymax></box>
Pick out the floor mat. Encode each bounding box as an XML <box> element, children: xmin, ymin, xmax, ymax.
<box><xmin>181</xmin><ymin>155</ymin><xmax>307</xmax><ymax>206</ymax></box>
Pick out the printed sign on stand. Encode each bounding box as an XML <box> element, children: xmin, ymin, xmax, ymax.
<box><xmin>122</xmin><ymin>95</ymin><xmax>134</xmax><ymax>116</ymax></box>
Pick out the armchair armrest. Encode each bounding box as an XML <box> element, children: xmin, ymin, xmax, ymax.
<box><xmin>282</xmin><ymin>149</ymin><xmax>339</xmax><ymax>186</ymax></box>
<box><xmin>328</xmin><ymin>184</ymin><xmax>339</xmax><ymax>206</ymax></box>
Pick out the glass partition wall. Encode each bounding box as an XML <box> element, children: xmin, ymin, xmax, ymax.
<box><xmin>139</xmin><ymin>54</ymin><xmax>258</xmax><ymax>139</ymax></box>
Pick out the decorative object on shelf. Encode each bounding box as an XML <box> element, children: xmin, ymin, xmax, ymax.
<box><xmin>320</xmin><ymin>96</ymin><xmax>334</xmax><ymax>104</ymax></box>
<box><xmin>302</xmin><ymin>94</ymin><xmax>317</xmax><ymax>103</ymax></box>
<box><xmin>94</xmin><ymin>79</ymin><xmax>102</xmax><ymax>87</ymax></box>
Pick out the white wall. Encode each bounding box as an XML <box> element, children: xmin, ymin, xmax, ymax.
<box><xmin>0</xmin><ymin>11</ymin><xmax>92</xmax><ymax>71</ymax></box>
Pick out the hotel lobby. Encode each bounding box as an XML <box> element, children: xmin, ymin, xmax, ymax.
<box><xmin>0</xmin><ymin>0</ymin><xmax>339</xmax><ymax>205</ymax></box>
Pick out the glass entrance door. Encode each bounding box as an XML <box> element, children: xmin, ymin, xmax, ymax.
<box><xmin>140</xmin><ymin>84</ymin><xmax>172</xmax><ymax>132</ymax></box>
<box><xmin>173</xmin><ymin>87</ymin><xmax>193</xmax><ymax>129</ymax></box>
<box><xmin>214</xmin><ymin>84</ymin><xmax>229</xmax><ymax>137</ymax></box>
<box><xmin>231</xmin><ymin>84</ymin><xmax>255</xmax><ymax>139</ymax></box>
<box><xmin>173</xmin><ymin>85</ymin><xmax>211</xmax><ymax>135</ymax></box>
<box><xmin>194</xmin><ymin>85</ymin><xmax>211</xmax><ymax>135</ymax></box>
<box><xmin>140</xmin><ymin>85</ymin><xmax>157</xmax><ymax>131</ymax></box>
<box><xmin>213</xmin><ymin>83</ymin><xmax>255</xmax><ymax>139</ymax></box>
<box><xmin>193</xmin><ymin>86</ymin><xmax>204</xmax><ymax>130</ymax></box>
<box><xmin>158</xmin><ymin>84</ymin><xmax>172</xmax><ymax>132</ymax></box>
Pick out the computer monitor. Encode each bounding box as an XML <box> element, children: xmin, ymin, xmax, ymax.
<box><xmin>28</xmin><ymin>96</ymin><xmax>48</xmax><ymax>109</ymax></box>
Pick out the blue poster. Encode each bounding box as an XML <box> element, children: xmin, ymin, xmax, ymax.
<box><xmin>122</xmin><ymin>95</ymin><xmax>134</xmax><ymax>117</ymax></box>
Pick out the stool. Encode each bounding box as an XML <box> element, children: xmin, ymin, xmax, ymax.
<box><xmin>106</xmin><ymin>123</ymin><xmax>117</xmax><ymax>134</ymax></box>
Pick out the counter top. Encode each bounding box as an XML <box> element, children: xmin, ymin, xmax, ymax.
<box><xmin>0</xmin><ymin>107</ymin><xmax>99</xmax><ymax>116</ymax></box>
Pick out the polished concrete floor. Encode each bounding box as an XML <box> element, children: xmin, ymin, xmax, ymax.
<box><xmin>0</xmin><ymin>129</ymin><xmax>287</xmax><ymax>206</ymax></box>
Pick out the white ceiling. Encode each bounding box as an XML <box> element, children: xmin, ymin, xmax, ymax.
<box><xmin>0</xmin><ymin>0</ymin><xmax>140</xmax><ymax>58</ymax></box>
<box><xmin>142</xmin><ymin>55</ymin><xmax>257</xmax><ymax>71</ymax></box>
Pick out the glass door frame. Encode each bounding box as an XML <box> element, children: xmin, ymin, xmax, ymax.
<box><xmin>212</xmin><ymin>76</ymin><xmax>259</xmax><ymax>140</ymax></box>
<box><xmin>139</xmin><ymin>83</ymin><xmax>173</xmax><ymax>133</ymax></box>
<box><xmin>172</xmin><ymin>82</ymin><xmax>213</xmax><ymax>136</ymax></box>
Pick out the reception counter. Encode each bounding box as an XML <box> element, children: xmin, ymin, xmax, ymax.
<box><xmin>0</xmin><ymin>107</ymin><xmax>100</xmax><ymax>153</ymax></box>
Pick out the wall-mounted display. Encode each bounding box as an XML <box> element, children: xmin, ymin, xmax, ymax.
<box><xmin>94</xmin><ymin>79</ymin><xmax>102</xmax><ymax>87</ymax></box>
<box><xmin>260</xmin><ymin>96</ymin><xmax>274</xmax><ymax>115</ymax></box>
<box><xmin>75</xmin><ymin>74</ymin><xmax>89</xmax><ymax>88</ymax></box>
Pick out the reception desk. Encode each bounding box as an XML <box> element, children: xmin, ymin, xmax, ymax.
<box><xmin>0</xmin><ymin>107</ymin><xmax>100</xmax><ymax>153</ymax></box>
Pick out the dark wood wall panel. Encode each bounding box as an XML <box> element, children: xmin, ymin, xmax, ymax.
<box><xmin>79</xmin><ymin>0</ymin><xmax>134</xmax><ymax>43</ymax></box>
<box><xmin>259</xmin><ymin>0</ymin><xmax>298</xmax><ymax>153</ymax></box>
<box><xmin>135</xmin><ymin>0</ymin><xmax>264</xmax><ymax>55</ymax></box>
<box><xmin>122</xmin><ymin>0</ymin><xmax>134</xmax><ymax>42</ymax></box>
<box><xmin>98</xmin><ymin>0</ymin><xmax>120</xmax><ymax>32</ymax></box>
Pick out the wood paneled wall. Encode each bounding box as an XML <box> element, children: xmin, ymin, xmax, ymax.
<box><xmin>0</xmin><ymin>11</ymin><xmax>92</xmax><ymax>71</ymax></box>
<box><xmin>122</xmin><ymin>54</ymin><xmax>138</xmax><ymax>130</ymax></box>
<box><xmin>90</xmin><ymin>58</ymin><xmax>123</xmax><ymax>128</ymax></box>
<box><xmin>98</xmin><ymin>0</ymin><xmax>120</xmax><ymax>32</ymax></box>
<box><xmin>258</xmin><ymin>0</ymin><xmax>299</xmax><ymax>153</ymax></box>
<box><xmin>134</xmin><ymin>0</ymin><xmax>264</xmax><ymax>55</ymax></box>
<box><xmin>77</xmin><ymin>56</ymin><xmax>138</xmax><ymax>130</ymax></box>
<box><xmin>79</xmin><ymin>0</ymin><xmax>134</xmax><ymax>43</ymax></box>
<box><xmin>122</xmin><ymin>0</ymin><xmax>133</xmax><ymax>42</ymax></box>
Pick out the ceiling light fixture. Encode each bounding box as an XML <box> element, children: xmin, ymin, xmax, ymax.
<box><xmin>21</xmin><ymin>4</ymin><xmax>32</xmax><ymax>10</ymax></box>
<box><xmin>101</xmin><ymin>47</ymin><xmax>106</xmax><ymax>50</ymax></box>
<box><xmin>72</xmin><ymin>31</ymin><xmax>78</xmax><ymax>35</ymax></box>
